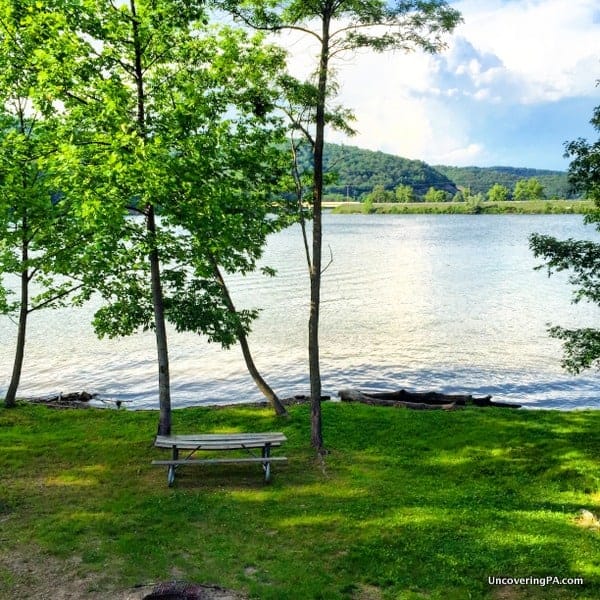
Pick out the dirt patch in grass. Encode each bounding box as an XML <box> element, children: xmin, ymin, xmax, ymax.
<box><xmin>1</xmin><ymin>548</ymin><xmax>246</xmax><ymax>600</ymax></box>
<box><xmin>352</xmin><ymin>583</ymin><xmax>384</xmax><ymax>599</ymax></box>
<box><xmin>492</xmin><ymin>585</ymin><xmax>523</xmax><ymax>599</ymax></box>
<box><xmin>490</xmin><ymin>584</ymin><xmax>578</xmax><ymax>600</ymax></box>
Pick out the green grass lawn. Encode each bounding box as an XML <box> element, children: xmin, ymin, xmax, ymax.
<box><xmin>1</xmin><ymin>402</ymin><xmax>600</xmax><ymax>599</ymax></box>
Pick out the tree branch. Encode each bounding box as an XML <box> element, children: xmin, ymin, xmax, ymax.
<box><xmin>27</xmin><ymin>266</ymin><xmax>39</xmax><ymax>283</ymax></box>
<box><xmin>282</xmin><ymin>107</ymin><xmax>315</xmax><ymax>147</ymax></box>
<box><xmin>329</xmin><ymin>21</ymin><xmax>399</xmax><ymax>40</ymax></box>
<box><xmin>226</xmin><ymin>7</ymin><xmax>323</xmax><ymax>42</ymax></box>
<box><xmin>62</xmin><ymin>90</ymin><xmax>99</xmax><ymax>106</ymax></box>
<box><xmin>127</xmin><ymin>204</ymin><xmax>148</xmax><ymax>216</ymax></box>
<box><xmin>29</xmin><ymin>282</ymin><xmax>85</xmax><ymax>313</ymax></box>
<box><xmin>290</xmin><ymin>134</ymin><xmax>312</xmax><ymax>269</ymax></box>
<box><xmin>321</xmin><ymin>244</ymin><xmax>333</xmax><ymax>275</ymax></box>
<box><xmin>0</xmin><ymin>15</ymin><xmax>25</xmax><ymax>54</ymax></box>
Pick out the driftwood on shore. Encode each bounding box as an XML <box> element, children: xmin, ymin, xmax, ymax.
<box><xmin>25</xmin><ymin>391</ymin><xmax>131</xmax><ymax>409</ymax></box>
<box><xmin>338</xmin><ymin>388</ymin><xmax>521</xmax><ymax>410</ymax></box>
<box><xmin>26</xmin><ymin>391</ymin><xmax>96</xmax><ymax>408</ymax></box>
<box><xmin>25</xmin><ymin>391</ymin><xmax>97</xmax><ymax>409</ymax></box>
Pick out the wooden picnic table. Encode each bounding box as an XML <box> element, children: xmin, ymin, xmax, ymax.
<box><xmin>152</xmin><ymin>432</ymin><xmax>287</xmax><ymax>486</ymax></box>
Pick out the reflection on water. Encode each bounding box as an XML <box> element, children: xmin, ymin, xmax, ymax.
<box><xmin>1</xmin><ymin>214</ymin><xmax>599</xmax><ymax>410</ymax></box>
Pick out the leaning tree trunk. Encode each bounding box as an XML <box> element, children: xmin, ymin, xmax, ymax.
<box><xmin>5</xmin><ymin>260</ymin><xmax>29</xmax><ymax>408</ymax></box>
<box><xmin>211</xmin><ymin>258</ymin><xmax>287</xmax><ymax>416</ymax></box>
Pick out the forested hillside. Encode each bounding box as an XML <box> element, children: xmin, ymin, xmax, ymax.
<box><xmin>434</xmin><ymin>165</ymin><xmax>573</xmax><ymax>199</ymax></box>
<box><xmin>301</xmin><ymin>143</ymin><xmax>573</xmax><ymax>200</ymax></box>
<box><xmin>298</xmin><ymin>143</ymin><xmax>458</xmax><ymax>199</ymax></box>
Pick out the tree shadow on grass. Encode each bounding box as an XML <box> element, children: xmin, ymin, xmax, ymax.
<box><xmin>3</xmin><ymin>402</ymin><xmax>600</xmax><ymax>599</ymax></box>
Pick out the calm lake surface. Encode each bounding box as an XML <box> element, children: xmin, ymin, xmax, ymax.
<box><xmin>1</xmin><ymin>213</ymin><xmax>599</xmax><ymax>410</ymax></box>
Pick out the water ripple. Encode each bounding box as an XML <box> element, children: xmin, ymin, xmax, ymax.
<box><xmin>1</xmin><ymin>214</ymin><xmax>599</xmax><ymax>410</ymax></box>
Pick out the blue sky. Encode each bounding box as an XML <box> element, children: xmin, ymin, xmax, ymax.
<box><xmin>281</xmin><ymin>0</ymin><xmax>600</xmax><ymax>170</ymax></box>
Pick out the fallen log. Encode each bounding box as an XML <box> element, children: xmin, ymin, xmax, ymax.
<box><xmin>349</xmin><ymin>389</ymin><xmax>484</xmax><ymax>405</ymax></box>
<box><xmin>338</xmin><ymin>389</ymin><xmax>460</xmax><ymax>410</ymax></box>
<box><xmin>338</xmin><ymin>388</ymin><xmax>521</xmax><ymax>409</ymax></box>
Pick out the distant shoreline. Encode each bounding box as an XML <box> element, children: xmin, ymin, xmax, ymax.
<box><xmin>329</xmin><ymin>199</ymin><xmax>594</xmax><ymax>215</ymax></box>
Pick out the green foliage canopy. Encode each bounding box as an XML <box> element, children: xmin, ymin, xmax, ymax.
<box><xmin>395</xmin><ymin>183</ymin><xmax>415</xmax><ymax>203</ymax></box>
<box><xmin>423</xmin><ymin>186</ymin><xmax>449</xmax><ymax>202</ymax></box>
<box><xmin>0</xmin><ymin>0</ymin><xmax>91</xmax><ymax>407</ymax></box>
<box><xmin>368</xmin><ymin>183</ymin><xmax>394</xmax><ymax>203</ymax></box>
<box><xmin>514</xmin><ymin>177</ymin><xmax>545</xmax><ymax>201</ymax></box>
<box><xmin>57</xmin><ymin>7</ymin><xmax>291</xmax><ymax>346</ymax></box>
<box><xmin>0</xmin><ymin>1</ymin><xmax>292</xmax><ymax>422</ymax></box>
<box><xmin>436</xmin><ymin>165</ymin><xmax>570</xmax><ymax>199</ymax></box>
<box><xmin>487</xmin><ymin>183</ymin><xmax>510</xmax><ymax>202</ymax></box>
<box><xmin>530</xmin><ymin>100</ymin><xmax>600</xmax><ymax>373</ymax></box>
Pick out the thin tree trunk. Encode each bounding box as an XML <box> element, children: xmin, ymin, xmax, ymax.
<box><xmin>210</xmin><ymin>258</ymin><xmax>287</xmax><ymax>416</ymax></box>
<box><xmin>5</xmin><ymin>257</ymin><xmax>29</xmax><ymax>408</ymax></box>
<box><xmin>308</xmin><ymin>12</ymin><xmax>331</xmax><ymax>452</ymax></box>
<box><xmin>131</xmin><ymin>0</ymin><xmax>171</xmax><ymax>435</ymax></box>
<box><xmin>5</xmin><ymin>107</ymin><xmax>32</xmax><ymax>408</ymax></box>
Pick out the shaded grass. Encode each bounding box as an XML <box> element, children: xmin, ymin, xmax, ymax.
<box><xmin>1</xmin><ymin>402</ymin><xmax>600</xmax><ymax>599</ymax></box>
<box><xmin>331</xmin><ymin>200</ymin><xmax>595</xmax><ymax>215</ymax></box>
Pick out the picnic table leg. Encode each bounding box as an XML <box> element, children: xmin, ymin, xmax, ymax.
<box><xmin>168</xmin><ymin>446</ymin><xmax>179</xmax><ymax>487</ymax></box>
<box><xmin>262</xmin><ymin>443</ymin><xmax>271</xmax><ymax>482</ymax></box>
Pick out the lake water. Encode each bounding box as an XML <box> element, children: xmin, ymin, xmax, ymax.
<box><xmin>1</xmin><ymin>213</ymin><xmax>599</xmax><ymax>410</ymax></box>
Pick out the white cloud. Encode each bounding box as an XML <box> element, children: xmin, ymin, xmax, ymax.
<box><xmin>274</xmin><ymin>0</ymin><xmax>600</xmax><ymax>167</ymax></box>
<box><xmin>431</xmin><ymin>37</ymin><xmax>513</xmax><ymax>102</ymax></box>
<box><xmin>452</xmin><ymin>0</ymin><xmax>600</xmax><ymax>102</ymax></box>
<box><xmin>433</xmin><ymin>143</ymin><xmax>486</xmax><ymax>165</ymax></box>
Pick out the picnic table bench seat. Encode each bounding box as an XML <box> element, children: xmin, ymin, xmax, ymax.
<box><xmin>152</xmin><ymin>432</ymin><xmax>287</xmax><ymax>486</ymax></box>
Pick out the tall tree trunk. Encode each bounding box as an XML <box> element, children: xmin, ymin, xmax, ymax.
<box><xmin>147</xmin><ymin>206</ymin><xmax>172</xmax><ymax>435</ymax></box>
<box><xmin>210</xmin><ymin>257</ymin><xmax>287</xmax><ymax>416</ymax></box>
<box><xmin>131</xmin><ymin>0</ymin><xmax>171</xmax><ymax>434</ymax></box>
<box><xmin>5</xmin><ymin>241</ymin><xmax>29</xmax><ymax>408</ymax></box>
<box><xmin>308</xmin><ymin>12</ymin><xmax>331</xmax><ymax>452</ymax></box>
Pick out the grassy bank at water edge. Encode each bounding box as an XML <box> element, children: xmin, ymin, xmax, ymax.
<box><xmin>331</xmin><ymin>200</ymin><xmax>595</xmax><ymax>215</ymax></box>
<box><xmin>1</xmin><ymin>402</ymin><xmax>600</xmax><ymax>599</ymax></box>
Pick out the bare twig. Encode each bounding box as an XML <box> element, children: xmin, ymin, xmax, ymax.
<box><xmin>321</xmin><ymin>244</ymin><xmax>333</xmax><ymax>275</ymax></box>
<box><xmin>290</xmin><ymin>133</ymin><xmax>312</xmax><ymax>269</ymax></box>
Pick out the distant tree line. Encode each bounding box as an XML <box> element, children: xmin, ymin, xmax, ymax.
<box><xmin>308</xmin><ymin>143</ymin><xmax>575</xmax><ymax>202</ymax></box>
<box><xmin>435</xmin><ymin>165</ymin><xmax>574</xmax><ymax>199</ymax></box>
<box><xmin>361</xmin><ymin>177</ymin><xmax>555</xmax><ymax>203</ymax></box>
